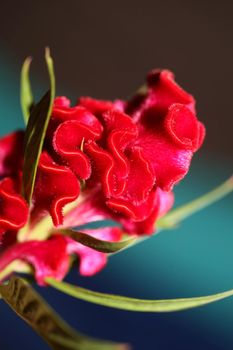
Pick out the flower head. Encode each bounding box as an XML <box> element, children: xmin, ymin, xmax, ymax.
<box><xmin>0</xmin><ymin>68</ymin><xmax>205</xmax><ymax>285</ymax></box>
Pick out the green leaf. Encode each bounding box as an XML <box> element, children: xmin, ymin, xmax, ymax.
<box><xmin>20</xmin><ymin>57</ymin><xmax>34</xmax><ymax>124</ymax></box>
<box><xmin>47</xmin><ymin>278</ymin><xmax>233</xmax><ymax>313</ymax></box>
<box><xmin>0</xmin><ymin>275</ymin><xmax>129</xmax><ymax>350</ymax></box>
<box><xmin>61</xmin><ymin>229</ymin><xmax>137</xmax><ymax>253</ymax></box>
<box><xmin>157</xmin><ymin>176</ymin><xmax>233</xmax><ymax>229</ymax></box>
<box><xmin>22</xmin><ymin>48</ymin><xmax>55</xmax><ymax>204</ymax></box>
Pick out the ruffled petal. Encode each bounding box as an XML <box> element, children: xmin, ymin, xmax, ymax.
<box><xmin>79</xmin><ymin>97</ymin><xmax>114</xmax><ymax>114</ymax></box>
<box><xmin>53</xmin><ymin>118</ymin><xmax>102</xmax><ymax>179</ymax></box>
<box><xmin>52</xmin><ymin>103</ymin><xmax>101</xmax><ymax>125</ymax></box>
<box><xmin>85</xmin><ymin>109</ymin><xmax>156</xmax><ymax>221</ymax></box>
<box><xmin>105</xmin><ymin>147</ymin><xmax>155</xmax><ymax>222</ymax></box>
<box><xmin>126</xmin><ymin>69</ymin><xmax>195</xmax><ymax>122</ymax></box>
<box><xmin>0</xmin><ymin>178</ymin><xmax>28</xmax><ymax>235</ymax></box>
<box><xmin>33</xmin><ymin>152</ymin><xmax>80</xmax><ymax>226</ymax></box>
<box><xmin>135</xmin><ymin>104</ymin><xmax>204</xmax><ymax>191</ymax></box>
<box><xmin>165</xmin><ymin>104</ymin><xmax>202</xmax><ymax>151</ymax></box>
<box><xmin>119</xmin><ymin>188</ymin><xmax>174</xmax><ymax>234</ymax></box>
<box><xmin>146</xmin><ymin>69</ymin><xmax>195</xmax><ymax>112</ymax></box>
<box><xmin>197</xmin><ymin>121</ymin><xmax>206</xmax><ymax>150</ymax></box>
<box><xmin>85</xmin><ymin>110</ymin><xmax>138</xmax><ymax>195</ymax></box>
<box><xmin>106</xmin><ymin>189</ymin><xmax>156</xmax><ymax>222</ymax></box>
<box><xmin>53</xmin><ymin>96</ymin><xmax>71</xmax><ymax>108</ymax></box>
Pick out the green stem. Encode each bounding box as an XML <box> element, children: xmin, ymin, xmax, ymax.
<box><xmin>46</xmin><ymin>277</ymin><xmax>233</xmax><ymax>313</ymax></box>
<box><xmin>157</xmin><ymin>176</ymin><xmax>233</xmax><ymax>229</ymax></box>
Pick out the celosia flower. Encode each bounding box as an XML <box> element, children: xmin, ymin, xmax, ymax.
<box><xmin>0</xmin><ymin>69</ymin><xmax>205</xmax><ymax>286</ymax></box>
<box><xmin>79</xmin><ymin>70</ymin><xmax>205</xmax><ymax>233</ymax></box>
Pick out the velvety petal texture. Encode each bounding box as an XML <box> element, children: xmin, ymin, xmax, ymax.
<box><xmin>33</xmin><ymin>69</ymin><xmax>204</xmax><ymax>234</ymax></box>
<box><xmin>0</xmin><ymin>68</ymin><xmax>205</xmax><ymax>285</ymax></box>
<box><xmin>33</xmin><ymin>152</ymin><xmax>80</xmax><ymax>226</ymax></box>
<box><xmin>0</xmin><ymin>131</ymin><xmax>24</xmax><ymax>177</ymax></box>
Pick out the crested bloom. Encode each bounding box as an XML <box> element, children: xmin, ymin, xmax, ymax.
<box><xmin>79</xmin><ymin>70</ymin><xmax>205</xmax><ymax>233</ymax></box>
<box><xmin>0</xmin><ymin>68</ymin><xmax>205</xmax><ymax>285</ymax></box>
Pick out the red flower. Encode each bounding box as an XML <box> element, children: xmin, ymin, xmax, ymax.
<box><xmin>32</xmin><ymin>70</ymin><xmax>204</xmax><ymax>234</ymax></box>
<box><xmin>0</xmin><ymin>68</ymin><xmax>206</xmax><ymax>285</ymax></box>
<box><xmin>80</xmin><ymin>70</ymin><xmax>205</xmax><ymax>232</ymax></box>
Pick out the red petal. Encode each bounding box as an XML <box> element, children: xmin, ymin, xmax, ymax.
<box><xmin>0</xmin><ymin>131</ymin><xmax>24</xmax><ymax>177</ymax></box>
<box><xmin>53</xmin><ymin>117</ymin><xmax>102</xmax><ymax>179</ymax></box>
<box><xmin>0</xmin><ymin>235</ymin><xmax>69</xmax><ymax>285</ymax></box>
<box><xmin>165</xmin><ymin>104</ymin><xmax>200</xmax><ymax>151</ymax></box>
<box><xmin>64</xmin><ymin>186</ymin><xmax>173</xmax><ymax>235</ymax></box>
<box><xmin>85</xmin><ymin>110</ymin><xmax>139</xmax><ymax>196</ymax></box>
<box><xmin>119</xmin><ymin>188</ymin><xmax>174</xmax><ymax>234</ymax></box>
<box><xmin>33</xmin><ymin>152</ymin><xmax>80</xmax><ymax>226</ymax></box>
<box><xmin>52</xmin><ymin>104</ymin><xmax>100</xmax><ymax>124</ymax></box>
<box><xmin>53</xmin><ymin>96</ymin><xmax>71</xmax><ymax>108</ymax></box>
<box><xmin>147</xmin><ymin>70</ymin><xmax>195</xmax><ymax>112</ymax></box>
<box><xmin>86</xmin><ymin>110</ymin><xmax>156</xmax><ymax>221</ymax></box>
<box><xmin>135</xmin><ymin>104</ymin><xmax>203</xmax><ymax>191</ymax></box>
<box><xmin>78</xmin><ymin>97</ymin><xmax>115</xmax><ymax>115</ymax></box>
<box><xmin>137</xmin><ymin>131</ymin><xmax>193</xmax><ymax>191</ymax></box>
<box><xmin>78</xmin><ymin>97</ymin><xmax>125</xmax><ymax>117</ymax></box>
<box><xmin>0</xmin><ymin>178</ymin><xmax>28</xmax><ymax>235</ymax></box>
<box><xmin>105</xmin><ymin>148</ymin><xmax>155</xmax><ymax>221</ymax></box>
<box><xmin>126</xmin><ymin>69</ymin><xmax>195</xmax><ymax>123</ymax></box>
<box><xmin>107</xmin><ymin>189</ymin><xmax>156</xmax><ymax>222</ymax></box>
<box><xmin>196</xmin><ymin>122</ymin><xmax>206</xmax><ymax>151</ymax></box>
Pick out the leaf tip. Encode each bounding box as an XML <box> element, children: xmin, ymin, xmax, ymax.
<box><xmin>45</xmin><ymin>47</ymin><xmax>53</xmax><ymax>65</ymax></box>
<box><xmin>45</xmin><ymin>46</ymin><xmax>50</xmax><ymax>57</ymax></box>
<box><xmin>117</xmin><ymin>344</ymin><xmax>132</xmax><ymax>350</ymax></box>
<box><xmin>21</xmin><ymin>56</ymin><xmax>33</xmax><ymax>77</ymax></box>
<box><xmin>228</xmin><ymin>175</ymin><xmax>233</xmax><ymax>186</ymax></box>
<box><xmin>222</xmin><ymin>175</ymin><xmax>233</xmax><ymax>193</ymax></box>
<box><xmin>24</xmin><ymin>56</ymin><xmax>33</xmax><ymax>66</ymax></box>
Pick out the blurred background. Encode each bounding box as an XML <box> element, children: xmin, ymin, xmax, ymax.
<box><xmin>0</xmin><ymin>0</ymin><xmax>233</xmax><ymax>349</ymax></box>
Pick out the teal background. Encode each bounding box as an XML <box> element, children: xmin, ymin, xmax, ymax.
<box><xmin>0</xmin><ymin>1</ymin><xmax>233</xmax><ymax>348</ymax></box>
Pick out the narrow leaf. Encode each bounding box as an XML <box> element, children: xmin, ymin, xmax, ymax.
<box><xmin>61</xmin><ymin>229</ymin><xmax>137</xmax><ymax>253</ymax></box>
<box><xmin>47</xmin><ymin>278</ymin><xmax>233</xmax><ymax>313</ymax></box>
<box><xmin>22</xmin><ymin>48</ymin><xmax>55</xmax><ymax>204</ymax></box>
<box><xmin>157</xmin><ymin>176</ymin><xmax>233</xmax><ymax>229</ymax></box>
<box><xmin>0</xmin><ymin>275</ymin><xmax>128</xmax><ymax>350</ymax></box>
<box><xmin>20</xmin><ymin>57</ymin><xmax>33</xmax><ymax>124</ymax></box>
